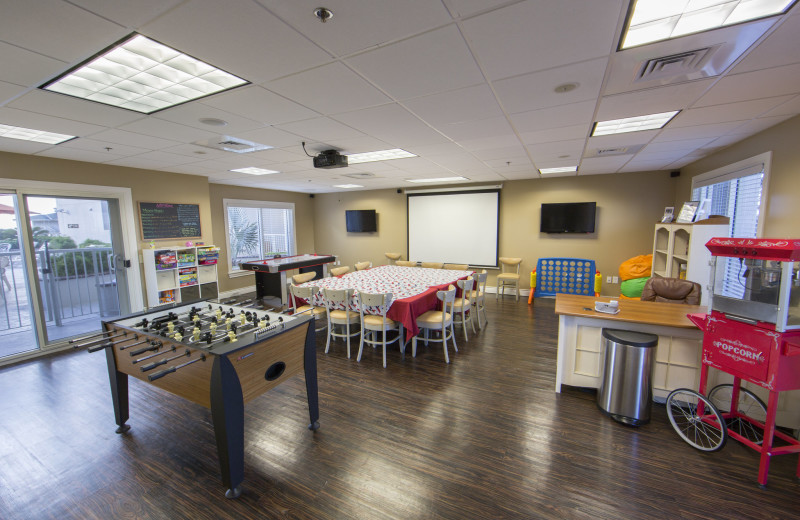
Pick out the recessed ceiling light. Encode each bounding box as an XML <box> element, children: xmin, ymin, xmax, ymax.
<box><xmin>620</xmin><ymin>0</ymin><xmax>797</xmax><ymax>49</ymax></box>
<box><xmin>405</xmin><ymin>176</ymin><xmax>469</xmax><ymax>183</ymax></box>
<box><xmin>592</xmin><ymin>111</ymin><xmax>679</xmax><ymax>136</ymax></box>
<box><xmin>346</xmin><ymin>148</ymin><xmax>416</xmax><ymax>164</ymax></box>
<box><xmin>0</xmin><ymin>124</ymin><xmax>76</xmax><ymax>144</ymax></box>
<box><xmin>41</xmin><ymin>33</ymin><xmax>249</xmax><ymax>114</ymax></box>
<box><xmin>539</xmin><ymin>166</ymin><xmax>578</xmax><ymax>174</ymax></box>
<box><xmin>199</xmin><ymin>118</ymin><xmax>228</xmax><ymax>127</ymax></box>
<box><xmin>334</xmin><ymin>184</ymin><xmax>363</xmax><ymax>189</ymax></box>
<box><xmin>230</xmin><ymin>167</ymin><xmax>279</xmax><ymax>175</ymax></box>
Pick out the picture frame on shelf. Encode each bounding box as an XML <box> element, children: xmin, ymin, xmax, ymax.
<box><xmin>676</xmin><ymin>201</ymin><xmax>700</xmax><ymax>223</ymax></box>
<box><xmin>661</xmin><ymin>206</ymin><xmax>674</xmax><ymax>223</ymax></box>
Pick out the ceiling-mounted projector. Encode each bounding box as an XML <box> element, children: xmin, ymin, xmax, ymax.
<box><xmin>313</xmin><ymin>149</ymin><xmax>348</xmax><ymax>169</ymax></box>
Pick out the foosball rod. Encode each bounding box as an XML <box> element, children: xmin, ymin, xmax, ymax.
<box><xmin>133</xmin><ymin>345</ymin><xmax>176</xmax><ymax>365</ymax></box>
<box><xmin>73</xmin><ymin>331</ymin><xmax>131</xmax><ymax>349</ymax></box>
<box><xmin>148</xmin><ymin>354</ymin><xmax>207</xmax><ymax>382</ymax></box>
<box><xmin>140</xmin><ymin>349</ymin><xmax>190</xmax><ymax>372</ymax></box>
<box><xmin>128</xmin><ymin>340</ymin><xmax>163</xmax><ymax>357</ymax></box>
<box><xmin>69</xmin><ymin>331</ymin><xmax>112</xmax><ymax>344</ymax></box>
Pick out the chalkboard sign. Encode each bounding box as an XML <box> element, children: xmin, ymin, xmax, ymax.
<box><xmin>139</xmin><ymin>202</ymin><xmax>201</xmax><ymax>240</ymax></box>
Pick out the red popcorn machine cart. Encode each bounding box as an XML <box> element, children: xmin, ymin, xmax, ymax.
<box><xmin>666</xmin><ymin>238</ymin><xmax>800</xmax><ymax>487</ymax></box>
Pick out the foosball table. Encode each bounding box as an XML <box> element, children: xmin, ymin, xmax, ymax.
<box><xmin>73</xmin><ymin>301</ymin><xmax>320</xmax><ymax>498</ymax></box>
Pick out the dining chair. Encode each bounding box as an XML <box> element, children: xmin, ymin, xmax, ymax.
<box><xmin>496</xmin><ymin>257</ymin><xmax>523</xmax><ymax>301</ymax></box>
<box><xmin>330</xmin><ymin>265</ymin><xmax>351</xmax><ymax>276</ymax></box>
<box><xmin>384</xmin><ymin>253</ymin><xmax>402</xmax><ymax>265</ymax></box>
<box><xmin>471</xmin><ymin>270</ymin><xmax>488</xmax><ymax>329</ymax></box>
<box><xmin>355</xmin><ymin>261</ymin><xmax>372</xmax><ymax>271</ymax></box>
<box><xmin>289</xmin><ymin>283</ymin><xmax>327</xmax><ymax>331</ymax></box>
<box><xmin>292</xmin><ymin>271</ymin><xmax>317</xmax><ymax>284</ymax></box>
<box><xmin>356</xmin><ymin>291</ymin><xmax>404</xmax><ymax>368</ymax></box>
<box><xmin>412</xmin><ymin>285</ymin><xmax>457</xmax><ymax>363</ymax></box>
<box><xmin>396</xmin><ymin>260</ymin><xmax>417</xmax><ymax>267</ymax></box>
<box><xmin>444</xmin><ymin>263</ymin><xmax>469</xmax><ymax>270</ymax></box>
<box><xmin>453</xmin><ymin>277</ymin><xmax>476</xmax><ymax>341</ymax></box>
<box><xmin>322</xmin><ymin>288</ymin><xmax>360</xmax><ymax>358</ymax></box>
<box><xmin>420</xmin><ymin>261</ymin><xmax>444</xmax><ymax>269</ymax></box>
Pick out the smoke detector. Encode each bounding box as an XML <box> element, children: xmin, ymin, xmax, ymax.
<box><xmin>314</xmin><ymin>7</ymin><xmax>333</xmax><ymax>23</ymax></box>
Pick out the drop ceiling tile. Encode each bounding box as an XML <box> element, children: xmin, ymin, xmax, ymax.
<box><xmin>443</xmin><ymin>115</ymin><xmax>516</xmax><ymax>142</ymax></box>
<box><xmin>652</xmin><ymin>121</ymin><xmax>745</xmax><ymax>142</ymax></box>
<box><xmin>346</xmin><ymin>25</ymin><xmax>484</xmax><ymax>100</ymax></box>
<box><xmin>460</xmin><ymin>0</ymin><xmax>622</xmax><ymax>80</ymax></box>
<box><xmin>494</xmin><ymin>58</ymin><xmax>608</xmax><ymax>115</ymax></box>
<box><xmin>526</xmin><ymin>139</ymin><xmax>586</xmax><ymax>163</ymax></box>
<box><xmin>85</xmin><ymin>128</ymin><xmax>183</xmax><ymax>150</ymax></box>
<box><xmin>731</xmin><ymin>12</ymin><xmax>800</xmax><ymax>75</ymax></box>
<box><xmin>618</xmin><ymin>161</ymin><xmax>670</xmax><ymax>173</ymax></box>
<box><xmin>261</xmin><ymin>0</ymin><xmax>453</xmax><ymax>57</ymax></box>
<box><xmin>694</xmin><ymin>62</ymin><xmax>800</xmax><ymax>107</ymax></box>
<box><xmin>0</xmin><ymin>1</ymin><xmax>126</xmax><ymax>62</ymax></box>
<box><xmin>333</xmin><ymin>104</ymin><xmax>450</xmax><ymax>146</ymax></box>
<box><xmin>9</xmin><ymin>90</ymin><xmax>145</xmax><ymax>128</ymax></box>
<box><xmin>153</xmin><ymin>103</ymin><xmax>264</xmax><ymax>134</ymax></box>
<box><xmin>70</xmin><ymin>0</ymin><xmax>184</xmax><ymax>29</ymax></box>
<box><xmin>0</xmin><ymin>81</ymin><xmax>26</xmax><ymax>105</ymax></box>
<box><xmin>642</xmin><ymin>138</ymin><xmax>715</xmax><ymax>154</ymax></box>
<box><xmin>202</xmin><ymin>86</ymin><xmax>319</xmax><ymax>126</ymax></box>
<box><xmin>0</xmin><ymin>107</ymin><xmax>106</xmax><ymax>137</ymax></box>
<box><xmin>143</xmin><ymin>0</ymin><xmax>332</xmax><ymax>83</ymax></box>
<box><xmin>458</xmin><ymin>134</ymin><xmax>521</xmax><ymax>152</ymax></box>
<box><xmin>519</xmin><ymin>124</ymin><xmax>589</xmax><ymax>145</ymax></box>
<box><xmin>117</xmin><ymin>118</ymin><xmax>217</xmax><ymax>143</ymax></box>
<box><xmin>235</xmin><ymin>127</ymin><xmax>308</xmax><ymax>149</ymax></box>
<box><xmin>428</xmin><ymin>154</ymin><xmax>486</xmax><ymax>171</ymax></box>
<box><xmin>311</xmin><ymin>136</ymin><xmax>394</xmax><ymax>155</ymax></box>
<box><xmin>0</xmin><ymin>139</ymin><xmax>55</xmax><ymax>155</ymax></box>
<box><xmin>510</xmin><ymin>100</ymin><xmax>596</xmax><ymax>134</ymax></box>
<box><xmin>672</xmin><ymin>96</ymin><xmax>794</xmax><ymax>127</ymax></box>
<box><xmin>595</xmin><ymin>80</ymin><xmax>715</xmax><ymax>121</ymax></box>
<box><xmin>125</xmin><ymin>150</ymin><xmax>199</xmax><ymax>167</ymax></box>
<box><xmin>160</xmin><ymin>144</ymin><xmax>232</xmax><ymax>160</ymax></box>
<box><xmin>498</xmin><ymin>171</ymin><xmax>540</xmax><ymax>180</ymax></box>
<box><xmin>0</xmin><ymin>42</ymin><xmax>67</xmax><ymax>87</ymax></box>
<box><xmin>404</xmin><ymin>84</ymin><xmax>503</xmax><ymax>126</ymax></box>
<box><xmin>761</xmin><ymin>94</ymin><xmax>800</xmax><ymax>117</ymax></box>
<box><xmin>401</xmin><ymin>142</ymin><xmax>464</xmax><ymax>157</ymax></box>
<box><xmin>476</xmin><ymin>147</ymin><xmax>528</xmax><ymax>161</ymax></box>
<box><xmin>60</xmin><ymin>138</ymin><xmax>150</xmax><ymax>157</ymax></box>
<box><xmin>578</xmin><ymin>155</ymin><xmax>632</xmax><ymax>174</ymax></box>
<box><xmin>36</xmin><ymin>147</ymin><xmax>125</xmax><ymax>163</ymax></box>
<box><xmin>727</xmin><ymin>114</ymin><xmax>794</xmax><ymax>137</ymax></box>
<box><xmin>105</xmin><ymin>156</ymin><xmax>190</xmax><ymax>171</ymax></box>
<box><xmin>586</xmin><ymin>130</ymin><xmax>659</xmax><ymax>152</ymax></box>
<box><xmin>266</xmin><ymin>63</ymin><xmax>392</xmax><ymax>116</ymax></box>
<box><xmin>276</xmin><ymin>116</ymin><xmax>366</xmax><ymax>142</ymax></box>
<box><xmin>442</xmin><ymin>0</ymin><xmax>514</xmax><ymax>18</ymax></box>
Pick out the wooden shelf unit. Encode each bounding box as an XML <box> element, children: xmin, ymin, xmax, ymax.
<box><xmin>143</xmin><ymin>245</ymin><xmax>219</xmax><ymax>307</ymax></box>
<box><xmin>651</xmin><ymin>218</ymin><xmax>729</xmax><ymax>306</ymax></box>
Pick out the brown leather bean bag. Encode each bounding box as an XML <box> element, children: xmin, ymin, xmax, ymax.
<box><xmin>640</xmin><ymin>277</ymin><xmax>701</xmax><ymax>305</ymax></box>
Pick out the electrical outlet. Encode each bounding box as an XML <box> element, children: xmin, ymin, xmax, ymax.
<box><xmin>606</xmin><ymin>276</ymin><xmax>612</xmax><ymax>283</ymax></box>
<box><xmin>612</xmin><ymin>276</ymin><xmax>619</xmax><ymax>284</ymax></box>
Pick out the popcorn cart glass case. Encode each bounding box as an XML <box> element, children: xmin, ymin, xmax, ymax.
<box><xmin>666</xmin><ymin>238</ymin><xmax>800</xmax><ymax>488</ymax></box>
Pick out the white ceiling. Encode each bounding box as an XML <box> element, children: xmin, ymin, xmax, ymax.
<box><xmin>1</xmin><ymin>0</ymin><xmax>799</xmax><ymax>193</ymax></box>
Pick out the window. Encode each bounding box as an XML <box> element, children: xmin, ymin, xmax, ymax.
<box><xmin>691</xmin><ymin>152</ymin><xmax>771</xmax><ymax>298</ymax></box>
<box><xmin>223</xmin><ymin>199</ymin><xmax>296</xmax><ymax>274</ymax></box>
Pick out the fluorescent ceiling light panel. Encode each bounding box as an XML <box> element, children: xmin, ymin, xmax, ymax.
<box><xmin>346</xmin><ymin>148</ymin><xmax>416</xmax><ymax>164</ymax></box>
<box><xmin>41</xmin><ymin>34</ymin><xmax>249</xmax><ymax>114</ymax></box>
<box><xmin>230</xmin><ymin>167</ymin><xmax>279</xmax><ymax>175</ymax></box>
<box><xmin>621</xmin><ymin>0</ymin><xmax>796</xmax><ymax>49</ymax></box>
<box><xmin>333</xmin><ymin>184</ymin><xmax>364</xmax><ymax>189</ymax></box>
<box><xmin>405</xmin><ymin>176</ymin><xmax>469</xmax><ymax>183</ymax></box>
<box><xmin>0</xmin><ymin>124</ymin><xmax>75</xmax><ymax>144</ymax></box>
<box><xmin>539</xmin><ymin>166</ymin><xmax>578</xmax><ymax>174</ymax></box>
<box><xmin>592</xmin><ymin>111</ymin><xmax>679</xmax><ymax>136</ymax></box>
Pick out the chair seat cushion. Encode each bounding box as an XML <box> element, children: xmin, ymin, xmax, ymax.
<box><xmin>329</xmin><ymin>309</ymin><xmax>359</xmax><ymax>322</ymax></box>
<box><xmin>416</xmin><ymin>310</ymin><xmax>452</xmax><ymax>326</ymax></box>
<box><xmin>497</xmin><ymin>273</ymin><xmax>520</xmax><ymax>281</ymax></box>
<box><xmin>296</xmin><ymin>305</ymin><xmax>326</xmax><ymax>317</ymax></box>
<box><xmin>363</xmin><ymin>314</ymin><xmax>397</xmax><ymax>328</ymax></box>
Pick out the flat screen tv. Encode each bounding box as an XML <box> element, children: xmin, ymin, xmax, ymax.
<box><xmin>346</xmin><ymin>209</ymin><xmax>377</xmax><ymax>232</ymax></box>
<box><xmin>540</xmin><ymin>202</ymin><xmax>596</xmax><ymax>234</ymax></box>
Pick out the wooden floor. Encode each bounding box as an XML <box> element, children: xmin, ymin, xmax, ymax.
<box><xmin>1</xmin><ymin>296</ymin><xmax>799</xmax><ymax>519</ymax></box>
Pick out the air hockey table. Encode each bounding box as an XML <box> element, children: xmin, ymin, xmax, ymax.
<box><xmin>240</xmin><ymin>254</ymin><xmax>336</xmax><ymax>304</ymax></box>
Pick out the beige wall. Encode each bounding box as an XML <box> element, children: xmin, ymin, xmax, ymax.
<box><xmin>675</xmin><ymin>114</ymin><xmax>800</xmax><ymax>238</ymax></box>
<box><xmin>207</xmin><ymin>184</ymin><xmax>316</xmax><ymax>293</ymax></box>
<box><xmin>313</xmin><ymin>172</ymin><xmax>678</xmax><ymax>295</ymax></box>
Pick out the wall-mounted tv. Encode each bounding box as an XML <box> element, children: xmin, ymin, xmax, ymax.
<box><xmin>346</xmin><ymin>209</ymin><xmax>377</xmax><ymax>232</ymax></box>
<box><xmin>540</xmin><ymin>202</ymin><xmax>596</xmax><ymax>234</ymax></box>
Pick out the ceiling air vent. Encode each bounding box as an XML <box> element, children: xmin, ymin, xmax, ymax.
<box><xmin>597</xmin><ymin>147</ymin><xmax>628</xmax><ymax>155</ymax></box>
<box><xmin>636</xmin><ymin>46</ymin><xmax>720</xmax><ymax>83</ymax></box>
<box><xmin>585</xmin><ymin>144</ymin><xmax>644</xmax><ymax>158</ymax></box>
<box><xmin>343</xmin><ymin>172</ymin><xmax>376</xmax><ymax>179</ymax></box>
<box><xmin>192</xmin><ymin>136</ymin><xmax>273</xmax><ymax>154</ymax></box>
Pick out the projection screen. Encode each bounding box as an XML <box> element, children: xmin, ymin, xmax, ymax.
<box><xmin>407</xmin><ymin>189</ymin><xmax>499</xmax><ymax>268</ymax></box>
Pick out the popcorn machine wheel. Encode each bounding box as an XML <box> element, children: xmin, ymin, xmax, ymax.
<box><xmin>666</xmin><ymin>238</ymin><xmax>800</xmax><ymax>488</ymax></box>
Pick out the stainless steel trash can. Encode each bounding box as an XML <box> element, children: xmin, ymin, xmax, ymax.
<box><xmin>597</xmin><ymin>328</ymin><xmax>658</xmax><ymax>426</ymax></box>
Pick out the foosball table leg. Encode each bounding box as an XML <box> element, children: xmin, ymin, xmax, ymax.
<box><xmin>303</xmin><ymin>321</ymin><xmax>320</xmax><ymax>431</ymax></box>
<box><xmin>210</xmin><ymin>356</ymin><xmax>245</xmax><ymax>499</ymax></box>
<box><xmin>105</xmin><ymin>347</ymin><xmax>130</xmax><ymax>434</ymax></box>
